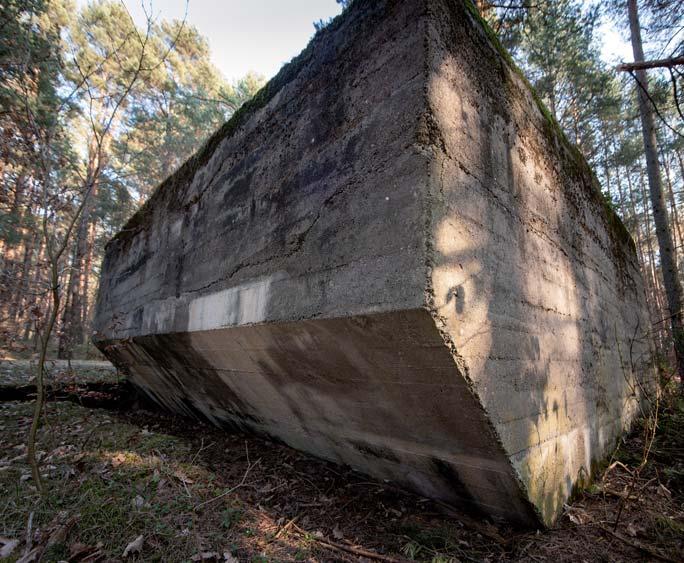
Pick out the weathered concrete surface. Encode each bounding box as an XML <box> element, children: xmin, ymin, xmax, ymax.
<box><xmin>93</xmin><ymin>0</ymin><xmax>654</xmax><ymax>526</ymax></box>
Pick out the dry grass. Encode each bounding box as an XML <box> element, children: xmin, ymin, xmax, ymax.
<box><xmin>0</xmin><ymin>361</ymin><xmax>682</xmax><ymax>562</ymax></box>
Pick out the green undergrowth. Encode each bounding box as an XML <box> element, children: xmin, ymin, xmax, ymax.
<box><xmin>1</xmin><ymin>361</ymin><xmax>682</xmax><ymax>561</ymax></box>
<box><xmin>649</xmin><ymin>394</ymin><xmax>684</xmax><ymax>491</ymax></box>
<box><xmin>0</xmin><ymin>401</ymin><xmax>283</xmax><ymax>562</ymax></box>
<box><xmin>0</xmin><ymin>360</ymin><xmax>119</xmax><ymax>388</ymax></box>
<box><xmin>398</xmin><ymin>523</ymin><xmax>469</xmax><ymax>561</ymax></box>
<box><xmin>614</xmin><ymin>390</ymin><xmax>684</xmax><ymax>480</ymax></box>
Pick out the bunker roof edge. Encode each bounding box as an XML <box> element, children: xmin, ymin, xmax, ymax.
<box><xmin>108</xmin><ymin>0</ymin><xmax>634</xmax><ymax>256</ymax></box>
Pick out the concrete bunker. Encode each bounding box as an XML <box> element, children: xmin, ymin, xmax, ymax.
<box><xmin>93</xmin><ymin>0</ymin><xmax>655</xmax><ymax>526</ymax></box>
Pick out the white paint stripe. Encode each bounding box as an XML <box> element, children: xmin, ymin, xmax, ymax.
<box><xmin>188</xmin><ymin>276</ymin><xmax>273</xmax><ymax>332</ymax></box>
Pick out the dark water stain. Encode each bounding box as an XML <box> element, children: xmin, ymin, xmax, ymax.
<box><xmin>431</xmin><ymin>457</ymin><xmax>486</xmax><ymax>517</ymax></box>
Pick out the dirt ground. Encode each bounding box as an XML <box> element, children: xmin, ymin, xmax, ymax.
<box><xmin>0</xmin><ymin>360</ymin><xmax>682</xmax><ymax>562</ymax></box>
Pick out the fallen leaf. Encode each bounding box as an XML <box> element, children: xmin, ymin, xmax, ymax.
<box><xmin>46</xmin><ymin>515</ymin><xmax>79</xmax><ymax>548</ymax></box>
<box><xmin>111</xmin><ymin>453</ymin><xmax>127</xmax><ymax>467</ymax></box>
<box><xmin>223</xmin><ymin>553</ymin><xmax>238</xmax><ymax>562</ymax></box>
<box><xmin>0</xmin><ymin>537</ymin><xmax>19</xmax><ymax>558</ymax></box>
<box><xmin>122</xmin><ymin>535</ymin><xmax>144</xmax><ymax>557</ymax></box>
<box><xmin>565</xmin><ymin>505</ymin><xmax>590</xmax><ymax>526</ymax></box>
<box><xmin>191</xmin><ymin>552</ymin><xmax>220</xmax><ymax>561</ymax></box>
<box><xmin>16</xmin><ymin>547</ymin><xmax>40</xmax><ymax>563</ymax></box>
<box><xmin>174</xmin><ymin>471</ymin><xmax>194</xmax><ymax>485</ymax></box>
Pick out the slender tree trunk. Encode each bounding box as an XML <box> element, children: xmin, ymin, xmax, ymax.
<box><xmin>58</xmin><ymin>240</ymin><xmax>79</xmax><ymax>359</ymax></box>
<box><xmin>28</xmin><ymin>257</ymin><xmax>60</xmax><ymax>495</ymax></box>
<box><xmin>635</xmin><ymin>168</ymin><xmax>667</xmax><ymax>350</ymax></box>
<box><xmin>602</xmin><ymin>133</ymin><xmax>613</xmax><ymax>200</ymax></box>
<box><xmin>615</xmin><ymin>171</ymin><xmax>628</xmax><ymax>221</ymax></box>
<box><xmin>9</xmin><ymin>227</ymin><xmax>38</xmax><ymax>326</ymax></box>
<box><xmin>81</xmin><ymin>219</ymin><xmax>97</xmax><ymax>341</ymax></box>
<box><xmin>58</xmin><ymin>173</ymin><xmax>98</xmax><ymax>359</ymax></box>
<box><xmin>618</xmin><ymin>165</ymin><xmax>644</xmax><ymax>263</ymax></box>
<box><xmin>161</xmin><ymin>97</ymin><xmax>174</xmax><ymax>180</ymax></box>
<box><xmin>549</xmin><ymin>88</ymin><xmax>558</xmax><ymax>121</ymax></box>
<box><xmin>676</xmin><ymin>150</ymin><xmax>684</xmax><ymax>195</ymax></box>
<box><xmin>23</xmin><ymin>237</ymin><xmax>47</xmax><ymax>342</ymax></box>
<box><xmin>628</xmin><ymin>0</ymin><xmax>684</xmax><ymax>385</ymax></box>
<box><xmin>618</xmin><ymin>162</ymin><xmax>663</xmax><ymax>345</ymax></box>
<box><xmin>661</xmin><ymin>153</ymin><xmax>683</xmax><ymax>260</ymax></box>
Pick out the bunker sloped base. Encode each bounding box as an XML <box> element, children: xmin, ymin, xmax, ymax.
<box><xmin>102</xmin><ymin>309</ymin><xmax>538</xmax><ymax>526</ymax></box>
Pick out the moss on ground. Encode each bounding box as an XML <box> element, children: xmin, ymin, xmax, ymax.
<box><xmin>0</xmin><ymin>358</ymin><xmax>682</xmax><ymax>561</ymax></box>
<box><xmin>0</xmin><ymin>401</ymin><xmax>319</xmax><ymax>562</ymax></box>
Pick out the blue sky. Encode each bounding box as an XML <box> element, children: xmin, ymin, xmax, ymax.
<box><xmin>77</xmin><ymin>0</ymin><xmax>632</xmax><ymax>83</ymax></box>
<box><xmin>85</xmin><ymin>0</ymin><xmax>344</xmax><ymax>82</ymax></box>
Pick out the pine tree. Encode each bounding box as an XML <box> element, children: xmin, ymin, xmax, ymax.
<box><xmin>626</xmin><ymin>0</ymin><xmax>684</xmax><ymax>386</ymax></box>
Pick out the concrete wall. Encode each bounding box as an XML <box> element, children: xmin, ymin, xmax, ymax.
<box><xmin>94</xmin><ymin>0</ymin><xmax>428</xmax><ymax>340</ymax></box>
<box><xmin>94</xmin><ymin>0</ymin><xmax>654</xmax><ymax>526</ymax></box>
<box><xmin>424</xmin><ymin>0</ymin><xmax>654</xmax><ymax>523</ymax></box>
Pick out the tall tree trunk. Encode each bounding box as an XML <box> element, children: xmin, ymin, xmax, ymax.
<box><xmin>58</xmin><ymin>182</ymin><xmax>98</xmax><ymax>359</ymax></box>
<box><xmin>676</xmin><ymin>150</ymin><xmax>684</xmax><ymax>196</ymax></box>
<box><xmin>617</xmin><ymin>164</ymin><xmax>645</xmax><ymax>264</ymax></box>
<box><xmin>661</xmin><ymin>153</ymin><xmax>683</xmax><ymax>261</ymax></box>
<box><xmin>24</xmin><ymin>237</ymin><xmax>47</xmax><ymax>343</ymax></box>
<box><xmin>617</xmin><ymin>162</ymin><xmax>664</xmax><ymax>346</ymax></box>
<box><xmin>58</xmin><ymin>214</ymin><xmax>88</xmax><ymax>358</ymax></box>
<box><xmin>0</xmin><ymin>175</ymin><xmax>28</xmax><ymax>322</ymax></box>
<box><xmin>80</xmin><ymin>218</ymin><xmax>97</xmax><ymax>342</ymax></box>
<box><xmin>58</xmin><ymin>134</ymin><xmax>104</xmax><ymax>360</ymax></box>
<box><xmin>628</xmin><ymin>0</ymin><xmax>684</xmax><ymax>385</ymax></box>
<box><xmin>9</xmin><ymin>226</ymin><xmax>38</xmax><ymax>326</ymax></box>
<box><xmin>635</xmin><ymin>168</ymin><xmax>667</xmax><ymax>350</ymax></box>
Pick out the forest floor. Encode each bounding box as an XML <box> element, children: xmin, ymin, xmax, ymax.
<box><xmin>0</xmin><ymin>360</ymin><xmax>682</xmax><ymax>562</ymax></box>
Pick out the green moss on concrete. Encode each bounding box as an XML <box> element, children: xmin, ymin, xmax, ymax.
<box><xmin>462</xmin><ymin>0</ymin><xmax>634</xmax><ymax>254</ymax></box>
<box><xmin>108</xmin><ymin>7</ymin><xmax>352</xmax><ymax>249</ymax></box>
<box><xmin>112</xmin><ymin>0</ymin><xmax>633</xmax><ymax>257</ymax></box>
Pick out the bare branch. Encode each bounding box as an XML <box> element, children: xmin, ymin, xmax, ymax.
<box><xmin>669</xmin><ymin>68</ymin><xmax>684</xmax><ymax>123</ymax></box>
<box><xmin>616</xmin><ymin>55</ymin><xmax>684</xmax><ymax>73</ymax></box>
<box><xmin>627</xmin><ymin>69</ymin><xmax>684</xmax><ymax>140</ymax></box>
